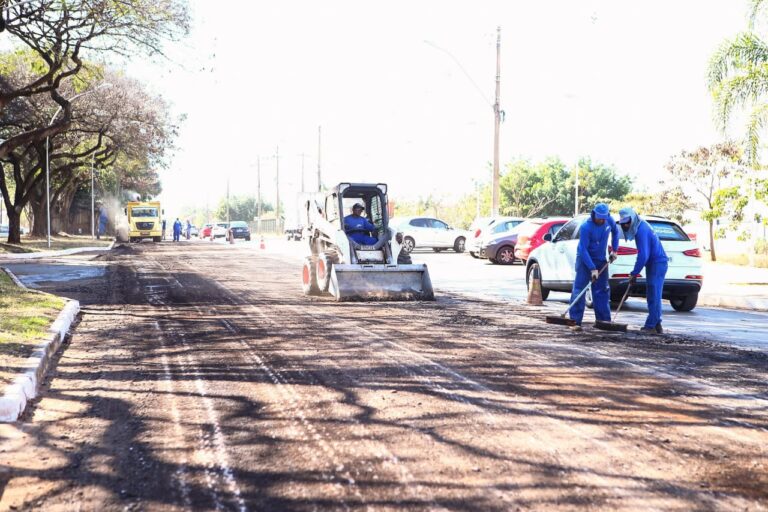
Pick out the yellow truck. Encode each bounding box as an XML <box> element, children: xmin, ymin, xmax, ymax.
<box><xmin>125</xmin><ymin>201</ymin><xmax>163</xmax><ymax>243</ymax></box>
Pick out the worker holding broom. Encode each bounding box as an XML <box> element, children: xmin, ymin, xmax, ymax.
<box><xmin>618</xmin><ymin>207</ymin><xmax>668</xmax><ymax>334</ymax></box>
<box><xmin>568</xmin><ymin>203</ymin><xmax>620</xmax><ymax>331</ymax></box>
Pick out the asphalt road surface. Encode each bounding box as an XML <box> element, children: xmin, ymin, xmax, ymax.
<box><xmin>1</xmin><ymin>241</ymin><xmax>766</xmax><ymax>510</ymax></box>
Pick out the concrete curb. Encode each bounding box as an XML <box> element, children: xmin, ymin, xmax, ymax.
<box><xmin>0</xmin><ymin>240</ymin><xmax>115</xmax><ymax>261</ymax></box>
<box><xmin>0</xmin><ymin>268</ymin><xmax>80</xmax><ymax>422</ymax></box>
<box><xmin>698</xmin><ymin>294</ymin><xmax>768</xmax><ymax>312</ymax></box>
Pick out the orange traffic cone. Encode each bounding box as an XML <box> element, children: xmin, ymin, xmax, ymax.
<box><xmin>527</xmin><ymin>265</ymin><xmax>543</xmax><ymax>306</ymax></box>
<box><xmin>259</xmin><ymin>237</ymin><xmax>266</xmax><ymax>250</ymax></box>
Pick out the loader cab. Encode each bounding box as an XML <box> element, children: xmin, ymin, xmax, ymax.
<box><xmin>331</xmin><ymin>183</ymin><xmax>389</xmax><ymax>233</ymax></box>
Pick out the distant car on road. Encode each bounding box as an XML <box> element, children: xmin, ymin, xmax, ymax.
<box><xmin>526</xmin><ymin>214</ymin><xmax>704</xmax><ymax>311</ymax></box>
<box><xmin>229</xmin><ymin>221</ymin><xmax>251</xmax><ymax>241</ymax></box>
<box><xmin>468</xmin><ymin>216</ymin><xmax>525</xmax><ymax>259</ymax></box>
<box><xmin>513</xmin><ymin>217</ymin><xmax>570</xmax><ymax>264</ymax></box>
<box><xmin>212</xmin><ymin>222</ymin><xmax>229</xmax><ymax>238</ymax></box>
<box><xmin>189</xmin><ymin>225</ymin><xmax>199</xmax><ymax>238</ymax></box>
<box><xmin>200</xmin><ymin>223</ymin><xmax>213</xmax><ymax>238</ymax></box>
<box><xmin>390</xmin><ymin>216</ymin><xmax>470</xmax><ymax>253</ymax></box>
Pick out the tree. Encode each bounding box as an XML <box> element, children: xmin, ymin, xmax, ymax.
<box><xmin>569</xmin><ymin>157</ymin><xmax>633</xmax><ymax>213</ymax></box>
<box><xmin>708</xmin><ymin>0</ymin><xmax>768</xmax><ymax>165</ymax></box>
<box><xmin>613</xmin><ymin>187</ymin><xmax>693</xmax><ymax>224</ymax></box>
<box><xmin>665</xmin><ymin>142</ymin><xmax>748</xmax><ymax>261</ymax></box>
<box><xmin>216</xmin><ymin>196</ymin><xmax>273</xmax><ymax>224</ymax></box>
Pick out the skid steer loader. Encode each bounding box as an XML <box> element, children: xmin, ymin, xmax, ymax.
<box><xmin>301</xmin><ymin>182</ymin><xmax>434</xmax><ymax>301</ymax></box>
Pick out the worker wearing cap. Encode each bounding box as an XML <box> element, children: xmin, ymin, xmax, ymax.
<box><xmin>569</xmin><ymin>203</ymin><xmax>620</xmax><ymax>330</ymax></box>
<box><xmin>618</xmin><ymin>207</ymin><xmax>668</xmax><ymax>334</ymax></box>
<box><xmin>343</xmin><ymin>203</ymin><xmax>378</xmax><ymax>245</ymax></box>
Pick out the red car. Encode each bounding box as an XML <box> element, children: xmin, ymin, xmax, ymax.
<box><xmin>200</xmin><ymin>223</ymin><xmax>213</xmax><ymax>238</ymax></box>
<box><xmin>513</xmin><ymin>217</ymin><xmax>569</xmax><ymax>263</ymax></box>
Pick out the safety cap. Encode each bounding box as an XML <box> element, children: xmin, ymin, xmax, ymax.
<box><xmin>592</xmin><ymin>203</ymin><xmax>611</xmax><ymax>220</ymax></box>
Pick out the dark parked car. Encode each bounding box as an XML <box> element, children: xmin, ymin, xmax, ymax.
<box><xmin>229</xmin><ymin>221</ymin><xmax>251</xmax><ymax>241</ymax></box>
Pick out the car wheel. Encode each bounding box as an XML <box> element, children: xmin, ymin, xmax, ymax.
<box><xmin>469</xmin><ymin>251</ymin><xmax>479</xmax><ymax>259</ymax></box>
<box><xmin>526</xmin><ymin>263</ymin><xmax>550</xmax><ymax>301</ymax></box>
<box><xmin>670</xmin><ymin>293</ymin><xmax>698</xmax><ymax>312</ymax></box>
<box><xmin>246</xmin><ymin>236</ymin><xmax>251</xmax><ymax>241</ymax></box>
<box><xmin>453</xmin><ymin>237</ymin><xmax>466</xmax><ymax>253</ymax></box>
<box><xmin>489</xmin><ymin>257</ymin><xmax>497</xmax><ymax>264</ymax></box>
<box><xmin>402</xmin><ymin>237</ymin><xmax>415</xmax><ymax>253</ymax></box>
<box><xmin>302</xmin><ymin>256</ymin><xmax>322</xmax><ymax>296</ymax></box>
<box><xmin>496</xmin><ymin>245</ymin><xmax>516</xmax><ymax>265</ymax></box>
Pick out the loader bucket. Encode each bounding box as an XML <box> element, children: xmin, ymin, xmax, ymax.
<box><xmin>329</xmin><ymin>264</ymin><xmax>435</xmax><ymax>301</ymax></box>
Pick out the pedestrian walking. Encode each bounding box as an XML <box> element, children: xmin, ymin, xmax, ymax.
<box><xmin>568</xmin><ymin>203</ymin><xmax>620</xmax><ymax>331</ymax></box>
<box><xmin>185</xmin><ymin>219</ymin><xmax>192</xmax><ymax>240</ymax></box>
<box><xmin>173</xmin><ymin>218</ymin><xmax>182</xmax><ymax>242</ymax></box>
<box><xmin>162</xmin><ymin>219</ymin><xmax>167</xmax><ymax>241</ymax></box>
<box><xmin>618</xmin><ymin>207</ymin><xmax>669</xmax><ymax>334</ymax></box>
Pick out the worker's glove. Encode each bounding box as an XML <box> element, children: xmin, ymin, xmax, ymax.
<box><xmin>629</xmin><ymin>274</ymin><xmax>638</xmax><ymax>286</ymax></box>
<box><xmin>608</xmin><ymin>252</ymin><xmax>618</xmax><ymax>263</ymax></box>
<box><xmin>590</xmin><ymin>269</ymin><xmax>599</xmax><ymax>282</ymax></box>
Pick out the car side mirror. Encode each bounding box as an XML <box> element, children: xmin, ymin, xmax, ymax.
<box><xmin>543</xmin><ymin>233</ymin><xmax>553</xmax><ymax>242</ymax></box>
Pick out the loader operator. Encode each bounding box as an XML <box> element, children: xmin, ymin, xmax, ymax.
<box><xmin>344</xmin><ymin>203</ymin><xmax>379</xmax><ymax>245</ymax></box>
<box><xmin>568</xmin><ymin>203</ymin><xmax>620</xmax><ymax>331</ymax></box>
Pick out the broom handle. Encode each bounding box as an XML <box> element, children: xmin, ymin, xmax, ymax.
<box><xmin>561</xmin><ymin>261</ymin><xmax>610</xmax><ymax>317</ymax></box>
<box><xmin>612</xmin><ymin>281</ymin><xmax>633</xmax><ymax>322</ymax></box>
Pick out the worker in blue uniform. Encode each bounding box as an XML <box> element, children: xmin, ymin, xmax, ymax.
<box><xmin>343</xmin><ymin>203</ymin><xmax>378</xmax><ymax>245</ymax></box>
<box><xmin>569</xmin><ymin>203</ymin><xmax>620</xmax><ymax>330</ymax></box>
<box><xmin>173</xmin><ymin>218</ymin><xmax>182</xmax><ymax>242</ymax></box>
<box><xmin>618</xmin><ymin>207</ymin><xmax>668</xmax><ymax>334</ymax></box>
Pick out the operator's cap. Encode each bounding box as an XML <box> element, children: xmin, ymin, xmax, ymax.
<box><xmin>618</xmin><ymin>207</ymin><xmax>635</xmax><ymax>224</ymax></box>
<box><xmin>352</xmin><ymin>202</ymin><xmax>365</xmax><ymax>210</ymax></box>
<box><xmin>592</xmin><ymin>203</ymin><xmax>611</xmax><ymax>220</ymax></box>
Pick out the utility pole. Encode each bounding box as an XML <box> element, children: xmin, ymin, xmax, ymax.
<box><xmin>317</xmin><ymin>125</ymin><xmax>322</xmax><ymax>192</ymax></box>
<box><xmin>226</xmin><ymin>177</ymin><xmax>231</xmax><ymax>224</ymax></box>
<box><xmin>300</xmin><ymin>153</ymin><xmax>306</xmax><ymax>193</ymax></box>
<box><xmin>574</xmin><ymin>163</ymin><xmax>580</xmax><ymax>216</ymax></box>
<box><xmin>275</xmin><ymin>146</ymin><xmax>281</xmax><ymax>230</ymax></box>
<box><xmin>256</xmin><ymin>156</ymin><xmax>262</xmax><ymax>234</ymax></box>
<box><xmin>492</xmin><ymin>26</ymin><xmax>501</xmax><ymax>217</ymax></box>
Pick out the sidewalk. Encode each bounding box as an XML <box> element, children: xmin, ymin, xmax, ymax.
<box><xmin>699</xmin><ymin>261</ymin><xmax>768</xmax><ymax>311</ymax></box>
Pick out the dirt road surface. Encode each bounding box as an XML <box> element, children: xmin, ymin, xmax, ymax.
<box><xmin>1</xmin><ymin>242</ymin><xmax>766</xmax><ymax>511</ymax></box>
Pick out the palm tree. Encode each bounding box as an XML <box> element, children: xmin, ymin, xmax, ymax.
<box><xmin>709</xmin><ymin>0</ymin><xmax>768</xmax><ymax>165</ymax></box>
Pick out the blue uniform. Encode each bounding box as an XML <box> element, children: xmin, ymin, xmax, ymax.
<box><xmin>620</xmin><ymin>208</ymin><xmax>668</xmax><ymax>330</ymax></box>
<box><xmin>97</xmin><ymin>210</ymin><xmax>108</xmax><ymax>239</ymax></box>
<box><xmin>343</xmin><ymin>214</ymin><xmax>378</xmax><ymax>245</ymax></box>
<box><xmin>173</xmin><ymin>219</ymin><xmax>182</xmax><ymax>242</ymax></box>
<box><xmin>569</xmin><ymin>211</ymin><xmax>620</xmax><ymax>325</ymax></box>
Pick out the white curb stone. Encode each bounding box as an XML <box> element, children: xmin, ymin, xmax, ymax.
<box><xmin>0</xmin><ymin>273</ymin><xmax>80</xmax><ymax>422</ymax></box>
<box><xmin>0</xmin><ymin>240</ymin><xmax>115</xmax><ymax>261</ymax></box>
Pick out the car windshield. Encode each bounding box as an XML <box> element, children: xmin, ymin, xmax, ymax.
<box><xmin>131</xmin><ymin>207</ymin><xmax>158</xmax><ymax>218</ymax></box>
<box><xmin>649</xmin><ymin>221</ymin><xmax>689</xmax><ymax>241</ymax></box>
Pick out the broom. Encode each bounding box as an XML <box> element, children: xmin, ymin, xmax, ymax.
<box><xmin>594</xmin><ymin>280</ymin><xmax>632</xmax><ymax>332</ymax></box>
<box><xmin>545</xmin><ymin>262</ymin><xmax>609</xmax><ymax>326</ymax></box>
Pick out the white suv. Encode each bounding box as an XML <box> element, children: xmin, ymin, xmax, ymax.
<box><xmin>525</xmin><ymin>215</ymin><xmax>703</xmax><ymax>311</ymax></box>
<box><xmin>391</xmin><ymin>216</ymin><xmax>470</xmax><ymax>253</ymax></box>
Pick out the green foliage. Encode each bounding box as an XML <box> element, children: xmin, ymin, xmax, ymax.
<box><xmin>215</xmin><ymin>195</ymin><xmax>273</xmax><ymax>223</ymax></box>
<box><xmin>613</xmin><ymin>187</ymin><xmax>692</xmax><ymax>223</ymax></box>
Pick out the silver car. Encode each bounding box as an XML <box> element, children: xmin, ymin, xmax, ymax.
<box><xmin>391</xmin><ymin>216</ymin><xmax>470</xmax><ymax>253</ymax></box>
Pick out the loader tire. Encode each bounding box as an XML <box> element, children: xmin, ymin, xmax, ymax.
<box><xmin>316</xmin><ymin>253</ymin><xmax>332</xmax><ymax>292</ymax></box>
<box><xmin>302</xmin><ymin>256</ymin><xmax>322</xmax><ymax>296</ymax></box>
<box><xmin>397</xmin><ymin>250</ymin><xmax>412</xmax><ymax>265</ymax></box>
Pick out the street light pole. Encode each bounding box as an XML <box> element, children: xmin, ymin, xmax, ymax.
<box><xmin>492</xmin><ymin>26</ymin><xmax>502</xmax><ymax>217</ymax></box>
<box><xmin>256</xmin><ymin>156</ymin><xmax>262</xmax><ymax>234</ymax></box>
<box><xmin>275</xmin><ymin>146</ymin><xmax>281</xmax><ymax>230</ymax></box>
<box><xmin>317</xmin><ymin>125</ymin><xmax>322</xmax><ymax>192</ymax></box>
<box><xmin>90</xmin><ymin>151</ymin><xmax>95</xmax><ymax>239</ymax></box>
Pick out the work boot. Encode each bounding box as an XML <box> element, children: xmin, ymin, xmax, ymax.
<box><xmin>655</xmin><ymin>323</ymin><xmax>664</xmax><ymax>334</ymax></box>
<box><xmin>640</xmin><ymin>327</ymin><xmax>658</xmax><ymax>335</ymax></box>
<box><xmin>569</xmin><ymin>324</ymin><xmax>583</xmax><ymax>332</ymax></box>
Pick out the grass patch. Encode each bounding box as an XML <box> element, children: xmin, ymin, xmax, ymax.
<box><xmin>0</xmin><ymin>272</ymin><xmax>65</xmax><ymax>347</ymax></box>
<box><xmin>716</xmin><ymin>253</ymin><xmax>768</xmax><ymax>268</ymax></box>
<box><xmin>0</xmin><ymin>235</ymin><xmax>112</xmax><ymax>253</ymax></box>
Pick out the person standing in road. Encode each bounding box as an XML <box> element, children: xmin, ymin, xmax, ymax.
<box><xmin>185</xmin><ymin>219</ymin><xmax>192</xmax><ymax>240</ymax></box>
<box><xmin>173</xmin><ymin>218</ymin><xmax>182</xmax><ymax>242</ymax></box>
<box><xmin>97</xmin><ymin>204</ymin><xmax>108</xmax><ymax>240</ymax></box>
<box><xmin>343</xmin><ymin>203</ymin><xmax>378</xmax><ymax>245</ymax></box>
<box><xmin>618</xmin><ymin>207</ymin><xmax>669</xmax><ymax>334</ymax></box>
<box><xmin>568</xmin><ymin>203</ymin><xmax>620</xmax><ymax>331</ymax></box>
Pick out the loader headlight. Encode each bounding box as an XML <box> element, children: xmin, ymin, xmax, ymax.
<box><xmin>396</xmin><ymin>232</ymin><xmax>404</xmax><ymax>244</ymax></box>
